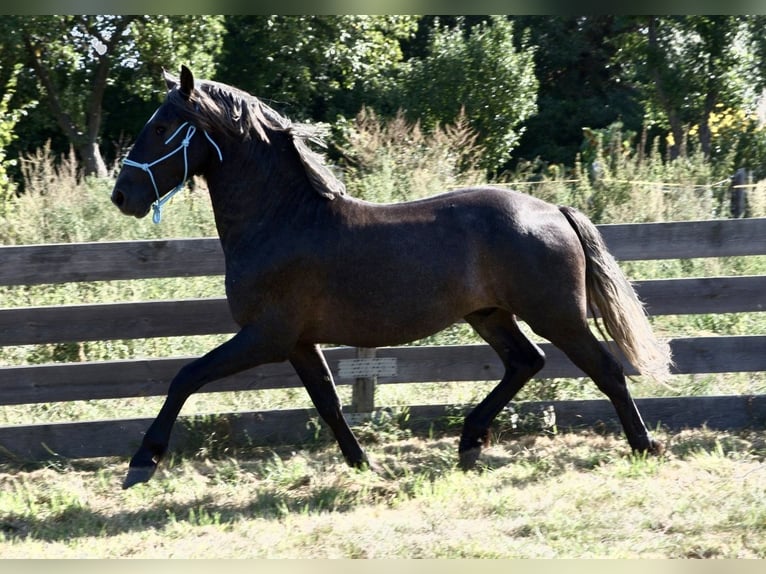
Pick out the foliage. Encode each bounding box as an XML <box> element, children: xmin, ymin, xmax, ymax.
<box><xmin>122</xmin><ymin>16</ymin><xmax>225</xmax><ymax>98</ymax></box>
<box><xmin>687</xmin><ymin>103</ymin><xmax>766</xmax><ymax>180</ymax></box>
<box><xmin>574</xmin><ymin>122</ymin><xmax>728</xmax><ymax>223</ymax></box>
<box><xmin>0</xmin><ymin>63</ymin><xmax>37</xmax><ymax>212</ymax></box>
<box><xmin>3</xmin><ymin>15</ymin><xmax>766</xmax><ymax>184</ymax></box>
<box><xmin>0</xmin><ymin>143</ymin><xmax>216</xmax><ymax>245</ymax></box>
<box><xmin>1</xmin><ymin>15</ymin><xmax>225</xmax><ymax>177</ymax></box>
<box><xmin>216</xmin><ymin>15</ymin><xmax>418</xmax><ymax>122</ymax></box>
<box><xmin>612</xmin><ymin>16</ymin><xmax>757</xmax><ymax>160</ymax></box>
<box><xmin>399</xmin><ymin>16</ymin><xmax>538</xmax><ymax>172</ymax></box>
<box><xmin>509</xmin><ymin>16</ymin><xmax>644</xmax><ymax>167</ymax></box>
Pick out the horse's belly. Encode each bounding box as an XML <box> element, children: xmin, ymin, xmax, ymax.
<box><xmin>309</xmin><ymin>310</ymin><xmax>462</xmax><ymax>348</ymax></box>
<box><xmin>305</xmin><ymin>268</ymin><xmax>490</xmax><ymax>347</ymax></box>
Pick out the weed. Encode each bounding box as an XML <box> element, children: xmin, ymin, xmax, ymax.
<box><xmin>351</xmin><ymin>407</ymin><xmax>413</xmax><ymax>444</ymax></box>
<box><xmin>177</xmin><ymin>413</ymin><xmax>234</xmax><ymax>460</ymax></box>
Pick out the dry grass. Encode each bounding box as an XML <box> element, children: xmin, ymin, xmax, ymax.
<box><xmin>1</xmin><ymin>428</ymin><xmax>765</xmax><ymax>558</ymax></box>
<box><xmin>339</xmin><ymin>107</ymin><xmax>486</xmax><ymax>204</ymax></box>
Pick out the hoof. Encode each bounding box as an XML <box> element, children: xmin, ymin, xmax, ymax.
<box><xmin>458</xmin><ymin>427</ymin><xmax>488</xmax><ymax>471</ymax></box>
<box><xmin>122</xmin><ymin>465</ymin><xmax>157</xmax><ymax>489</ymax></box>
<box><xmin>458</xmin><ymin>446</ymin><xmax>482</xmax><ymax>471</ymax></box>
<box><xmin>648</xmin><ymin>438</ymin><xmax>665</xmax><ymax>456</ymax></box>
<box><xmin>633</xmin><ymin>437</ymin><xmax>665</xmax><ymax>458</ymax></box>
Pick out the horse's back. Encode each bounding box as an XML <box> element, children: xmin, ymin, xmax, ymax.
<box><xmin>344</xmin><ymin>186</ymin><xmax>579</xmax><ymax>271</ymax></box>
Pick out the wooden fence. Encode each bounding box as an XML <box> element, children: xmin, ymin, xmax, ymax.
<box><xmin>0</xmin><ymin>217</ymin><xmax>765</xmax><ymax>462</ymax></box>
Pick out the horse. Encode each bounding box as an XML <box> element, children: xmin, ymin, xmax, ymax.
<box><xmin>112</xmin><ymin>66</ymin><xmax>672</xmax><ymax>489</ymax></box>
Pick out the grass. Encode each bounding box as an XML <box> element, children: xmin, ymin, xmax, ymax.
<box><xmin>1</xmin><ymin>427</ymin><xmax>765</xmax><ymax>558</ymax></box>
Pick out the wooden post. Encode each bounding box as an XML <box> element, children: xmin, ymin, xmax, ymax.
<box><xmin>730</xmin><ymin>168</ymin><xmax>750</xmax><ymax>218</ymax></box>
<box><xmin>350</xmin><ymin>347</ymin><xmax>377</xmax><ymax>414</ymax></box>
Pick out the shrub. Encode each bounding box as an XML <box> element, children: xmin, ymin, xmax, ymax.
<box><xmin>0</xmin><ymin>63</ymin><xmax>38</xmax><ymax>216</ymax></box>
<box><xmin>509</xmin><ymin>122</ymin><xmax>730</xmax><ymax>224</ymax></box>
<box><xmin>0</xmin><ymin>142</ymin><xmax>216</xmax><ymax>245</ymax></box>
<box><xmin>337</xmin><ymin>107</ymin><xmax>485</xmax><ymax>203</ymax></box>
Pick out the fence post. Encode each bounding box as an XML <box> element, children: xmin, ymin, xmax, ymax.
<box><xmin>350</xmin><ymin>347</ymin><xmax>377</xmax><ymax>415</ymax></box>
<box><xmin>730</xmin><ymin>168</ymin><xmax>750</xmax><ymax>218</ymax></box>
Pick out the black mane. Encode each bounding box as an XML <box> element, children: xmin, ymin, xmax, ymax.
<box><xmin>166</xmin><ymin>74</ymin><xmax>345</xmax><ymax>199</ymax></box>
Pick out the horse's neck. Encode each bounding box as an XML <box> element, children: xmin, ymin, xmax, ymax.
<box><xmin>205</xmin><ymin>164</ymin><xmax>325</xmax><ymax>255</ymax></box>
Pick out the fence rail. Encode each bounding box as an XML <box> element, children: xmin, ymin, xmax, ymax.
<box><xmin>2</xmin><ymin>217</ymin><xmax>765</xmax><ymax>288</ymax></box>
<box><xmin>0</xmin><ymin>217</ymin><xmax>765</xmax><ymax>462</ymax></box>
<box><xmin>1</xmin><ymin>275</ymin><xmax>764</xmax><ymax>347</ymax></box>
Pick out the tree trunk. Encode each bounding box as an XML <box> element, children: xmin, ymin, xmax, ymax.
<box><xmin>79</xmin><ymin>141</ymin><xmax>108</xmax><ymax>179</ymax></box>
<box><xmin>647</xmin><ymin>17</ymin><xmax>685</xmax><ymax>160</ymax></box>
<box><xmin>697</xmin><ymin>91</ymin><xmax>717</xmax><ymax>158</ymax></box>
<box><xmin>23</xmin><ymin>16</ymin><xmax>136</xmax><ymax>180</ymax></box>
<box><xmin>666</xmin><ymin>111</ymin><xmax>685</xmax><ymax>160</ymax></box>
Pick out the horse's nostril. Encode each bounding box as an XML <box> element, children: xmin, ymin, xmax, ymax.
<box><xmin>112</xmin><ymin>189</ymin><xmax>125</xmax><ymax>207</ymax></box>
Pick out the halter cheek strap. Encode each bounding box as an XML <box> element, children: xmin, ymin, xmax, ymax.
<box><xmin>122</xmin><ymin>122</ymin><xmax>223</xmax><ymax>224</ymax></box>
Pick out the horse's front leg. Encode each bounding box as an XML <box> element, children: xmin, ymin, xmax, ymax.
<box><xmin>289</xmin><ymin>343</ymin><xmax>371</xmax><ymax>469</ymax></box>
<box><xmin>123</xmin><ymin>324</ymin><xmax>289</xmax><ymax>489</ymax></box>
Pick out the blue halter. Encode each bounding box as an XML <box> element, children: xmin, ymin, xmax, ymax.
<box><xmin>122</xmin><ymin>121</ymin><xmax>223</xmax><ymax>224</ymax></box>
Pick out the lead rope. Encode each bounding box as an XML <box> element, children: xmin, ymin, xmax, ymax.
<box><xmin>123</xmin><ymin>122</ymin><xmax>223</xmax><ymax>224</ymax></box>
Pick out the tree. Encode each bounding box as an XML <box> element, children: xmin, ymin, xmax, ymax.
<box><xmin>216</xmin><ymin>15</ymin><xmax>417</xmax><ymax>122</ymax></box>
<box><xmin>5</xmin><ymin>15</ymin><xmax>225</xmax><ymax>177</ymax></box>
<box><xmin>398</xmin><ymin>16</ymin><xmax>538</xmax><ymax>172</ymax></box>
<box><xmin>0</xmin><ymin>63</ymin><xmax>38</xmax><ymax>208</ymax></box>
<box><xmin>509</xmin><ymin>16</ymin><xmax>643</xmax><ymax>167</ymax></box>
<box><xmin>614</xmin><ymin>16</ymin><xmax>754</xmax><ymax>159</ymax></box>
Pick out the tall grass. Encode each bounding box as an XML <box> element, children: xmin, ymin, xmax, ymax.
<box><xmin>5</xmin><ymin>140</ymin><xmax>217</xmax><ymax>245</ymax></box>
<box><xmin>337</xmin><ymin>107</ymin><xmax>486</xmax><ymax>203</ymax></box>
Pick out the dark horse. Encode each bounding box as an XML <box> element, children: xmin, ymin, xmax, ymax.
<box><xmin>112</xmin><ymin>66</ymin><xmax>672</xmax><ymax>489</ymax></box>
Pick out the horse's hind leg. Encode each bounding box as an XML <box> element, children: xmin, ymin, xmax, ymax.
<box><xmin>290</xmin><ymin>342</ymin><xmax>371</xmax><ymax>469</ymax></box>
<box><xmin>459</xmin><ymin>309</ymin><xmax>545</xmax><ymax>470</ymax></box>
<box><xmin>541</xmin><ymin>324</ymin><xmax>662</xmax><ymax>455</ymax></box>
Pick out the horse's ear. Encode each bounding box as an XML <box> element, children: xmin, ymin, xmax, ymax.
<box><xmin>163</xmin><ymin>67</ymin><xmax>177</xmax><ymax>91</ymax></box>
<box><xmin>179</xmin><ymin>65</ymin><xmax>194</xmax><ymax>100</ymax></box>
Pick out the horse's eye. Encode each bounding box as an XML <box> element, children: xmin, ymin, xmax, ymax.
<box><xmin>155</xmin><ymin>126</ymin><xmax>167</xmax><ymax>137</ymax></box>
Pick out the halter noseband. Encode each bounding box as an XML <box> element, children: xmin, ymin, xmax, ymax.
<box><xmin>122</xmin><ymin>121</ymin><xmax>223</xmax><ymax>224</ymax></box>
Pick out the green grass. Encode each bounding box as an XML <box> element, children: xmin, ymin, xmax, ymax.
<box><xmin>1</xmin><ymin>428</ymin><xmax>765</xmax><ymax>558</ymax></box>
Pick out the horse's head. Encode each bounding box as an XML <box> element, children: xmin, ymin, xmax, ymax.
<box><xmin>111</xmin><ymin>65</ymin><xmax>222</xmax><ymax>223</ymax></box>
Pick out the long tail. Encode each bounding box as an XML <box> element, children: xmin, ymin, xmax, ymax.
<box><xmin>559</xmin><ymin>206</ymin><xmax>673</xmax><ymax>383</ymax></box>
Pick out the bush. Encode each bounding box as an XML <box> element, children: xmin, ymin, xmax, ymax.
<box><xmin>507</xmin><ymin>122</ymin><xmax>732</xmax><ymax>224</ymax></box>
<box><xmin>0</xmin><ymin>64</ymin><xmax>38</xmax><ymax>216</ymax></box>
<box><xmin>337</xmin><ymin>107</ymin><xmax>485</xmax><ymax>203</ymax></box>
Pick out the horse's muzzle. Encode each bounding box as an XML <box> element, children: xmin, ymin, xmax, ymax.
<box><xmin>111</xmin><ymin>187</ymin><xmax>150</xmax><ymax>218</ymax></box>
<box><xmin>111</xmin><ymin>188</ymin><xmax>126</xmax><ymax>208</ymax></box>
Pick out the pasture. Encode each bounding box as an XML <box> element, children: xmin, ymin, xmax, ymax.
<box><xmin>1</xmin><ymin>427</ymin><xmax>765</xmax><ymax>558</ymax></box>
